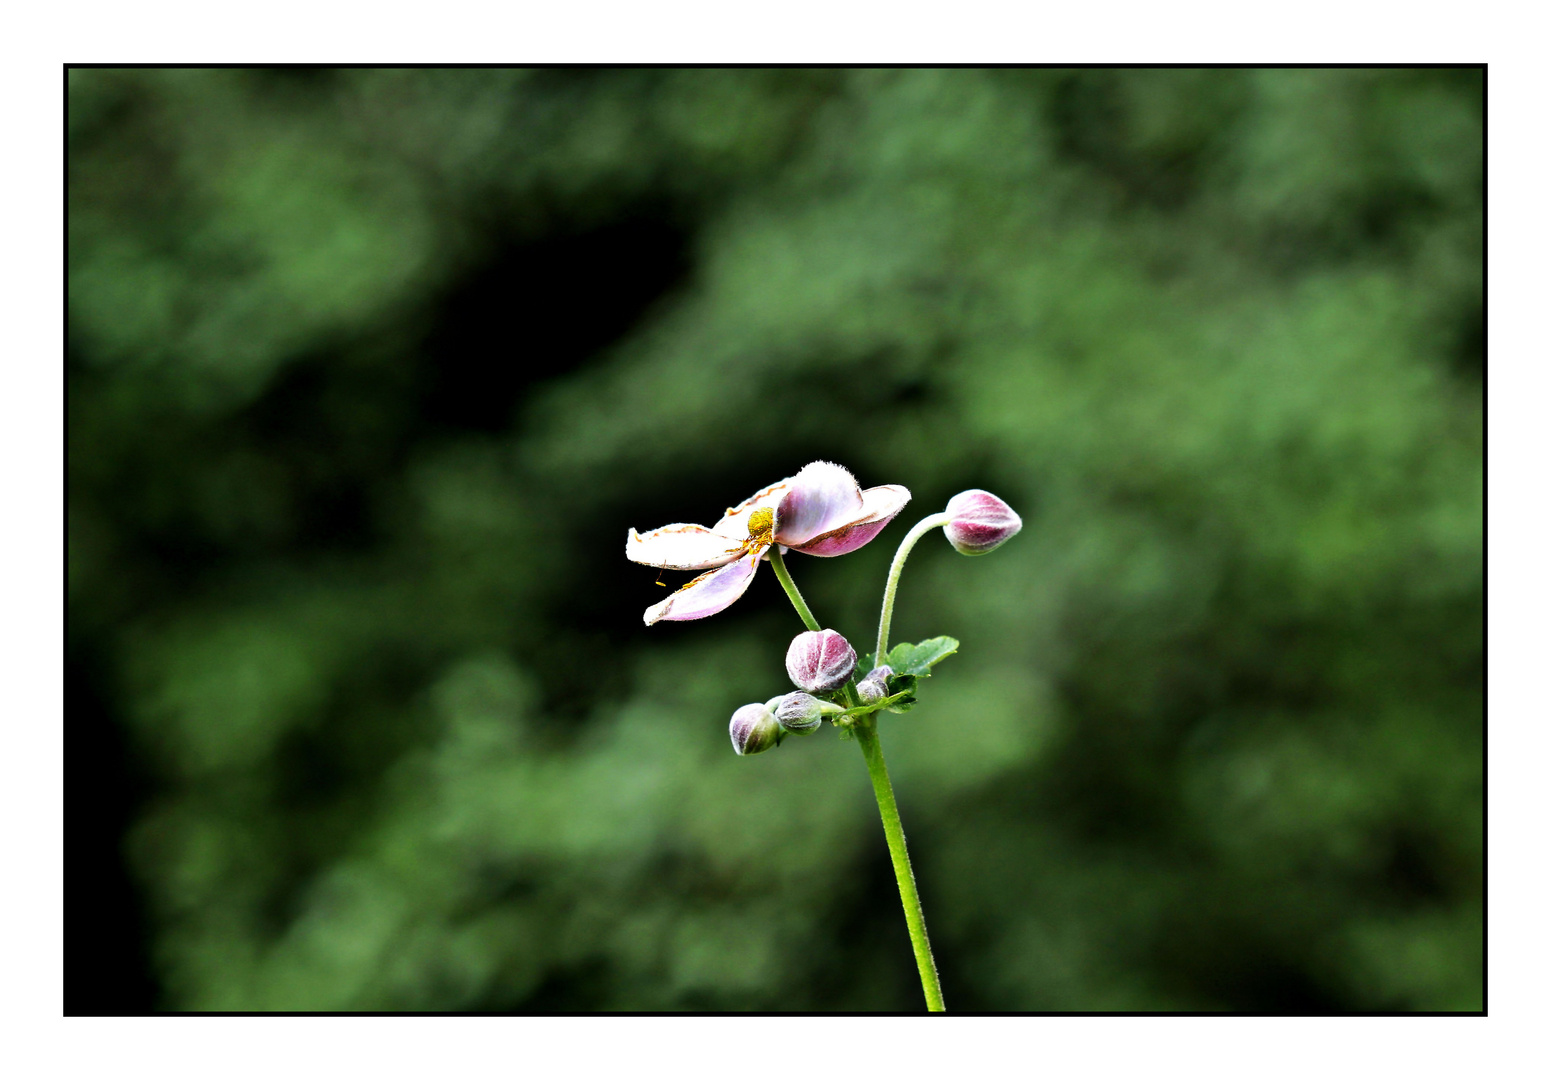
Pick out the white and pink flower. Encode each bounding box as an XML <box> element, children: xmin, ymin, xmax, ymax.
<box><xmin>627</xmin><ymin>461</ymin><xmax>910</xmax><ymax>626</ymax></box>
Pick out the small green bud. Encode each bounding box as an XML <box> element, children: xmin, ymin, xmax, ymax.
<box><xmin>773</xmin><ymin>691</ymin><xmax>843</xmax><ymax>734</ymax></box>
<box><xmin>729</xmin><ymin>702</ymin><xmax>783</xmax><ymax>755</ymax></box>
<box><xmin>856</xmin><ymin>665</ymin><xmax>894</xmax><ymax>704</ymax></box>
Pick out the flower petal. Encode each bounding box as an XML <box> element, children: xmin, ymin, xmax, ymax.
<box><xmin>789</xmin><ymin>483</ymin><xmax>911</xmax><ymax>557</ymax></box>
<box><xmin>772</xmin><ymin>461</ymin><xmax>866</xmax><ymax>547</ymax></box>
<box><xmin>712</xmin><ymin>476</ymin><xmax>794</xmax><ymax>540</ymax></box>
<box><xmin>626</xmin><ymin>523</ymin><xmax>745</xmax><ymax>570</ymax></box>
<box><xmin>643</xmin><ymin>551</ymin><xmax>762</xmax><ymax>625</ymax></box>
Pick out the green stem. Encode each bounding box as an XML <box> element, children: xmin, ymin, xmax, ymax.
<box><xmin>855</xmin><ymin>718</ymin><xmax>945</xmax><ymax>1012</ymax></box>
<box><xmin>766</xmin><ymin>546</ymin><xmax>821</xmax><ymax>633</ymax></box>
<box><xmin>875</xmin><ymin>512</ymin><xmax>951</xmax><ymax>667</ymax></box>
<box><xmin>770</xmin><ymin>544</ymin><xmax>937</xmax><ymax>1006</ymax></box>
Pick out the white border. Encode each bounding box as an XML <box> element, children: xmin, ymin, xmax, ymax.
<box><xmin>9</xmin><ymin>4</ymin><xmax>1535</xmax><ymax>1076</ymax></box>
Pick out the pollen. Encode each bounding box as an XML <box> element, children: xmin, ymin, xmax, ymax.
<box><xmin>746</xmin><ymin>506</ymin><xmax>775</xmax><ymax>546</ymax></box>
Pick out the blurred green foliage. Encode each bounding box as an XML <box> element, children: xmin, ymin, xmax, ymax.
<box><xmin>67</xmin><ymin>68</ymin><xmax>1482</xmax><ymax>1012</ymax></box>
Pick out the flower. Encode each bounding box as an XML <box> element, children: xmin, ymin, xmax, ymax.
<box><xmin>729</xmin><ymin>701</ymin><xmax>783</xmax><ymax>755</ymax></box>
<box><xmin>627</xmin><ymin>461</ymin><xmax>910</xmax><ymax>626</ymax></box>
<box><xmin>785</xmin><ymin>628</ymin><xmax>857</xmax><ymax>692</ymax></box>
<box><xmin>943</xmin><ymin>489</ymin><xmax>1022</xmax><ymax>556</ymax></box>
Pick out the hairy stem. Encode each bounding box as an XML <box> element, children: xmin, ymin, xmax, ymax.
<box><xmin>855</xmin><ymin>718</ymin><xmax>945</xmax><ymax>1012</ymax></box>
<box><xmin>766</xmin><ymin>546</ymin><xmax>821</xmax><ymax>633</ymax></box>
<box><xmin>875</xmin><ymin>512</ymin><xmax>951</xmax><ymax>666</ymax></box>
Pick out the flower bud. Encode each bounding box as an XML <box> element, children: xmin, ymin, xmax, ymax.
<box><xmin>943</xmin><ymin>489</ymin><xmax>1022</xmax><ymax>555</ymax></box>
<box><xmin>785</xmin><ymin>628</ymin><xmax>857</xmax><ymax>692</ymax></box>
<box><xmin>856</xmin><ymin>665</ymin><xmax>893</xmax><ymax>704</ymax></box>
<box><xmin>773</xmin><ymin>691</ymin><xmax>842</xmax><ymax>734</ymax></box>
<box><xmin>729</xmin><ymin>702</ymin><xmax>782</xmax><ymax>756</ymax></box>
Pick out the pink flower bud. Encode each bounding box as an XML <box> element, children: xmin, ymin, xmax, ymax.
<box><xmin>785</xmin><ymin>629</ymin><xmax>857</xmax><ymax>693</ymax></box>
<box><xmin>943</xmin><ymin>489</ymin><xmax>1022</xmax><ymax>556</ymax></box>
<box><xmin>729</xmin><ymin>702</ymin><xmax>782</xmax><ymax>755</ymax></box>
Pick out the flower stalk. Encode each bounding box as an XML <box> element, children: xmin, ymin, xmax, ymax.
<box><xmin>767</xmin><ymin>546</ymin><xmax>821</xmax><ymax>634</ymax></box>
<box><xmin>875</xmin><ymin>512</ymin><xmax>951</xmax><ymax>666</ymax></box>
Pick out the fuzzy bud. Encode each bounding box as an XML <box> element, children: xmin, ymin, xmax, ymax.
<box><xmin>729</xmin><ymin>702</ymin><xmax>783</xmax><ymax>756</ymax></box>
<box><xmin>773</xmin><ymin>691</ymin><xmax>843</xmax><ymax>734</ymax></box>
<box><xmin>785</xmin><ymin>628</ymin><xmax>857</xmax><ymax>692</ymax></box>
<box><xmin>856</xmin><ymin>665</ymin><xmax>894</xmax><ymax>704</ymax></box>
<box><xmin>943</xmin><ymin>489</ymin><xmax>1022</xmax><ymax>556</ymax></box>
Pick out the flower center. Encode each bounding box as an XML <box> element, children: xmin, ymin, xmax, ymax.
<box><xmin>746</xmin><ymin>506</ymin><xmax>775</xmax><ymax>547</ymax></box>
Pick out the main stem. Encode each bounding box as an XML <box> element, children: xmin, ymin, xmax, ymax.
<box><xmin>769</xmin><ymin>542</ymin><xmax>944</xmax><ymax>1011</ymax></box>
<box><xmin>855</xmin><ymin>719</ymin><xmax>946</xmax><ymax>1012</ymax></box>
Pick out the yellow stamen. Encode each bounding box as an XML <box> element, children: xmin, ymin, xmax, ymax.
<box><xmin>747</xmin><ymin>506</ymin><xmax>775</xmax><ymax>547</ymax></box>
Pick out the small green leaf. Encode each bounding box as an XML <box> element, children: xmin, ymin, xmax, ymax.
<box><xmin>855</xmin><ymin>638</ymin><xmax>958</xmax><ymax>717</ymax></box>
<box><xmin>858</xmin><ymin>636</ymin><xmax>960</xmax><ymax>679</ymax></box>
<box><xmin>886</xmin><ymin>636</ymin><xmax>960</xmax><ymax>676</ymax></box>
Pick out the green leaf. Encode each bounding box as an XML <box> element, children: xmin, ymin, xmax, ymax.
<box><xmin>857</xmin><ymin>635</ymin><xmax>960</xmax><ymax>678</ymax></box>
<box><xmin>853</xmin><ymin>637</ymin><xmax>957</xmax><ymax>715</ymax></box>
<box><xmin>885</xmin><ymin>635</ymin><xmax>960</xmax><ymax>676</ymax></box>
<box><xmin>884</xmin><ymin>672</ymin><xmax>920</xmax><ymax>710</ymax></box>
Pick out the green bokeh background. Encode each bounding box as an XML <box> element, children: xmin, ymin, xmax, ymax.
<box><xmin>67</xmin><ymin>67</ymin><xmax>1483</xmax><ymax>1012</ymax></box>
